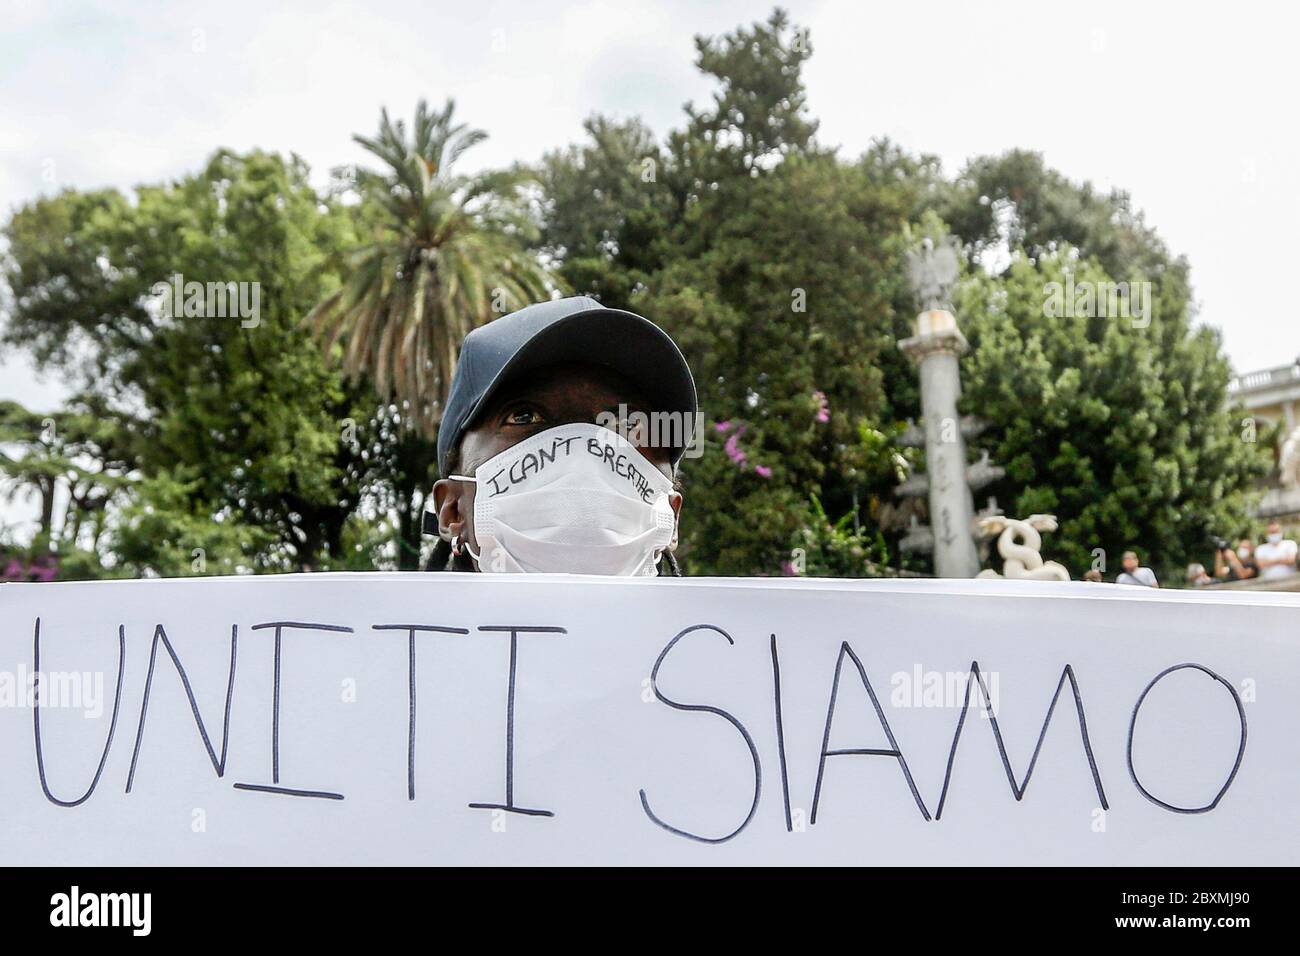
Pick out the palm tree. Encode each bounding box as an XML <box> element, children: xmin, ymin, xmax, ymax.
<box><xmin>307</xmin><ymin>99</ymin><xmax>556</xmax><ymax>437</ymax></box>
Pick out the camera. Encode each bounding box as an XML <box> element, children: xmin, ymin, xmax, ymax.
<box><xmin>1211</xmin><ymin>535</ymin><xmax>1230</xmax><ymax>551</ymax></box>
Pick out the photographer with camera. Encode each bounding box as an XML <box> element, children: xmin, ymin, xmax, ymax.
<box><xmin>1212</xmin><ymin>535</ymin><xmax>1257</xmax><ymax>582</ymax></box>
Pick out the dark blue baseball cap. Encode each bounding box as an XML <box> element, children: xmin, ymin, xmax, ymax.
<box><xmin>436</xmin><ymin>296</ymin><xmax>698</xmax><ymax>474</ymax></box>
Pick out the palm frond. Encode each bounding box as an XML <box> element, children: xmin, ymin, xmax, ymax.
<box><xmin>307</xmin><ymin>99</ymin><xmax>559</xmax><ymax>441</ymax></box>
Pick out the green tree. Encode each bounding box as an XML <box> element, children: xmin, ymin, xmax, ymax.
<box><xmin>2</xmin><ymin>8</ymin><xmax>1264</xmax><ymax>584</ymax></box>
<box><xmin>307</xmin><ymin>99</ymin><xmax>556</xmax><ymax>438</ymax></box>
<box><xmin>539</xmin><ymin>9</ymin><xmax>911</xmax><ymax>575</ymax></box>
<box><xmin>955</xmin><ymin>248</ymin><xmax>1267</xmax><ymax>581</ymax></box>
<box><xmin>537</xmin><ymin>116</ymin><xmax>670</xmax><ymax>304</ymax></box>
<box><xmin>2</xmin><ymin>151</ymin><xmax>380</xmax><ymax>574</ymax></box>
<box><xmin>0</xmin><ymin>397</ymin><xmax>133</xmax><ymax>577</ymax></box>
<box><xmin>643</xmin><ymin>152</ymin><xmax>909</xmax><ymax>574</ymax></box>
<box><xmin>937</xmin><ymin>149</ymin><xmax>1181</xmax><ymax>284</ymax></box>
<box><xmin>679</xmin><ymin>6</ymin><xmax>818</xmax><ymax>175</ymax></box>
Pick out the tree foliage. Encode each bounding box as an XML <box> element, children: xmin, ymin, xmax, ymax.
<box><xmin>0</xmin><ymin>7</ymin><xmax>1264</xmax><ymax>583</ymax></box>
<box><xmin>3</xmin><ymin>151</ymin><xmax>413</xmax><ymax>573</ymax></box>
<box><xmin>307</xmin><ymin>99</ymin><xmax>556</xmax><ymax>437</ymax></box>
<box><xmin>957</xmin><ymin>250</ymin><xmax>1267</xmax><ymax>579</ymax></box>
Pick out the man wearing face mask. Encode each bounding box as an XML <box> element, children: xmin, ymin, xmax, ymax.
<box><xmin>423</xmin><ymin>296</ymin><xmax>696</xmax><ymax>576</ymax></box>
<box><xmin>1254</xmin><ymin>520</ymin><xmax>1298</xmax><ymax>582</ymax></box>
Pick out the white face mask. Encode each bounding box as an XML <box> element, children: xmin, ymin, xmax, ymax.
<box><xmin>1238</xmin><ymin>547</ymin><xmax>1252</xmax><ymax>559</ymax></box>
<box><xmin>1267</xmin><ymin>532</ymin><xmax>1284</xmax><ymax>544</ymax></box>
<box><xmin>449</xmin><ymin>422</ymin><xmax>678</xmax><ymax>576</ymax></box>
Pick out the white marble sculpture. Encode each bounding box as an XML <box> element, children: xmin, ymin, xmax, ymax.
<box><xmin>1280</xmin><ymin>425</ymin><xmax>1300</xmax><ymax>488</ymax></box>
<box><xmin>976</xmin><ymin>514</ymin><xmax>1070</xmax><ymax>581</ymax></box>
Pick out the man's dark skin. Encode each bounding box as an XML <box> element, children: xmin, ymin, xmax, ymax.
<box><xmin>432</xmin><ymin>362</ymin><xmax>683</xmax><ymax>570</ymax></box>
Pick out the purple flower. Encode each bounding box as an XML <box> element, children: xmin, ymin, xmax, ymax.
<box><xmin>714</xmin><ymin>420</ymin><xmax>734</xmax><ymax>434</ymax></box>
<box><xmin>724</xmin><ymin>432</ymin><xmax>747</xmax><ymax>466</ymax></box>
<box><xmin>813</xmin><ymin>390</ymin><xmax>830</xmax><ymax>423</ymax></box>
<box><xmin>1</xmin><ymin>556</ymin><xmax>58</xmax><ymax>582</ymax></box>
<box><xmin>754</xmin><ymin>464</ymin><xmax>772</xmax><ymax>478</ymax></box>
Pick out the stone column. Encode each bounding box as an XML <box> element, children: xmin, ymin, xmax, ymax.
<box><xmin>899</xmin><ymin>309</ymin><xmax>980</xmax><ymax>578</ymax></box>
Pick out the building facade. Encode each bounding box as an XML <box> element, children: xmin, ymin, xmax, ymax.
<box><xmin>1202</xmin><ymin>360</ymin><xmax>1300</xmax><ymax>591</ymax></box>
<box><xmin>1229</xmin><ymin>360</ymin><xmax>1300</xmax><ymax>524</ymax></box>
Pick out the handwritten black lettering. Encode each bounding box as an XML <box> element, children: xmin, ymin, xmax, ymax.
<box><xmin>467</xmin><ymin>625</ymin><xmax>566</xmax><ymax>818</ymax></box>
<box><xmin>371</xmin><ymin>624</ymin><xmax>470</xmax><ymax>799</ymax></box>
<box><xmin>934</xmin><ymin>662</ymin><xmax>1107</xmax><ymax>818</ymax></box>
<box><xmin>232</xmin><ymin>621</ymin><xmax>353</xmax><ymax>801</ymax></box>
<box><xmin>126</xmin><ymin>623</ymin><xmax>238</xmax><ymax>793</ymax></box>
<box><xmin>1126</xmin><ymin>662</ymin><xmax>1247</xmax><ymax>814</ymax></box>
<box><xmin>639</xmin><ymin>624</ymin><xmax>762</xmax><ymax>844</ymax></box>
<box><xmin>32</xmin><ymin>618</ymin><xmax>126</xmax><ymax>808</ymax></box>
<box><xmin>810</xmin><ymin>642</ymin><xmax>930</xmax><ymax>824</ymax></box>
<box><xmin>770</xmin><ymin>633</ymin><xmax>793</xmax><ymax>832</ymax></box>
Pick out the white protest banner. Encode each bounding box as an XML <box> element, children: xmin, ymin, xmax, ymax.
<box><xmin>0</xmin><ymin>573</ymin><xmax>1294</xmax><ymax>865</ymax></box>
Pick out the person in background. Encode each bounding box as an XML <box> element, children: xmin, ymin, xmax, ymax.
<box><xmin>1186</xmin><ymin>563</ymin><xmax>1213</xmax><ymax>587</ymax></box>
<box><xmin>1082</xmin><ymin>569</ymin><xmax>1104</xmax><ymax>583</ymax></box>
<box><xmin>1254</xmin><ymin>520</ymin><xmax>1299</xmax><ymax>581</ymax></box>
<box><xmin>1115</xmin><ymin>549</ymin><xmax>1159</xmax><ymax>587</ymax></box>
<box><xmin>1214</xmin><ymin>538</ymin><xmax>1256</xmax><ymax>582</ymax></box>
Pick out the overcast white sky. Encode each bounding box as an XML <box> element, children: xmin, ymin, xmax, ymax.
<box><xmin>1</xmin><ymin>0</ymin><xmax>1296</xmax><ymax>415</ymax></box>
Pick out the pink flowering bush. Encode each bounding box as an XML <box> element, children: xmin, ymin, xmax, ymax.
<box><xmin>813</xmin><ymin>390</ymin><xmax>830</xmax><ymax>423</ymax></box>
<box><xmin>715</xmin><ymin>420</ymin><xmax>772</xmax><ymax>479</ymax></box>
<box><xmin>1</xmin><ymin>554</ymin><xmax>59</xmax><ymax>583</ymax></box>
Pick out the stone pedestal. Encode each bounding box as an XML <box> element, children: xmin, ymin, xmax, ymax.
<box><xmin>898</xmin><ymin>310</ymin><xmax>981</xmax><ymax>578</ymax></box>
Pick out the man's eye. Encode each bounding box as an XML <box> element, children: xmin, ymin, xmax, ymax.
<box><xmin>504</xmin><ymin>408</ymin><xmax>545</xmax><ymax>426</ymax></box>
